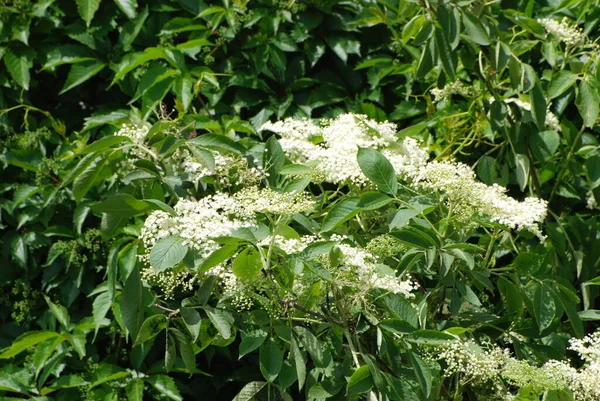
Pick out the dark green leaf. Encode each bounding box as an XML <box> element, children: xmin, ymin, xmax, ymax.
<box><xmin>232</xmin><ymin>381</ymin><xmax>267</xmax><ymax>401</ymax></box>
<box><xmin>76</xmin><ymin>0</ymin><xmax>101</xmax><ymax>26</ymax></box>
<box><xmin>239</xmin><ymin>330</ymin><xmax>268</xmax><ymax>359</ymax></box>
<box><xmin>134</xmin><ymin>314</ymin><xmax>168</xmax><ymax>346</ymax></box>
<box><xmin>91</xmin><ymin>194</ymin><xmax>149</xmax><ymax>217</ymax></box>
<box><xmin>145</xmin><ymin>375</ymin><xmax>183</xmax><ymax>401</ymax></box>
<box><xmin>259</xmin><ymin>338</ymin><xmax>283</xmax><ymax>382</ymax></box>
<box><xmin>60</xmin><ymin>60</ymin><xmax>106</xmax><ymax>94</ymax></box>
<box><xmin>180</xmin><ymin>307</ymin><xmax>201</xmax><ymax>342</ymax></box>
<box><xmin>576</xmin><ymin>79</ymin><xmax>600</xmax><ymax>128</ymax></box>
<box><xmin>321</xmin><ymin>198</ymin><xmax>360</xmax><ymax>233</ymax></box>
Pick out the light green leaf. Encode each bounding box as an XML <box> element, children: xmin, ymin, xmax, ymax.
<box><xmin>204</xmin><ymin>307</ymin><xmax>233</xmax><ymax>339</ymax></box>
<box><xmin>232</xmin><ymin>381</ymin><xmax>267</xmax><ymax>401</ymax></box>
<box><xmin>188</xmin><ymin>134</ymin><xmax>246</xmax><ymax>154</ymax></box>
<box><xmin>4</xmin><ymin>47</ymin><xmax>33</xmax><ymax>90</ymax></box>
<box><xmin>232</xmin><ymin>247</ymin><xmax>262</xmax><ymax>280</ymax></box>
<box><xmin>407</xmin><ymin>330</ymin><xmax>456</xmax><ymax>345</ymax></box>
<box><xmin>408</xmin><ymin>352</ymin><xmax>432</xmax><ymax>398</ymax></box>
<box><xmin>113</xmin><ymin>0</ymin><xmax>137</xmax><ymax>18</ymax></box>
<box><xmin>548</xmin><ymin>70</ymin><xmax>578</xmax><ymax>99</ymax></box>
<box><xmin>357</xmin><ymin>147</ymin><xmax>398</xmax><ymax>194</ymax></box>
<box><xmin>149</xmin><ymin>236</ymin><xmax>188</xmax><ymax>272</ymax></box>
<box><xmin>357</xmin><ymin>192</ymin><xmax>393</xmax><ymax>210</ymax></box>
<box><xmin>145</xmin><ymin>375</ymin><xmax>183</xmax><ymax>401</ymax></box>
<box><xmin>320</xmin><ymin>198</ymin><xmax>360</xmax><ymax>233</ymax></box>
<box><xmin>60</xmin><ymin>60</ymin><xmax>106</xmax><ymax>94</ymax></box>
<box><xmin>111</xmin><ymin>47</ymin><xmax>165</xmax><ymax>84</ymax></box>
<box><xmin>173</xmin><ymin>74</ymin><xmax>193</xmax><ymax>112</ymax></box>
<box><xmin>126</xmin><ymin>379</ymin><xmax>144</xmax><ymax>401</ymax></box>
<box><xmin>76</xmin><ymin>0</ymin><xmax>101</xmax><ymax>26</ymax></box>
<box><xmin>347</xmin><ymin>365</ymin><xmax>373</xmax><ymax>394</ymax></box>
<box><xmin>92</xmin><ymin>292</ymin><xmax>111</xmax><ymax>339</ymax></box>
<box><xmin>576</xmin><ymin>79</ymin><xmax>600</xmax><ymax>128</ymax></box>
<box><xmin>0</xmin><ymin>331</ymin><xmax>61</xmax><ymax>359</ymax></box>
<box><xmin>91</xmin><ymin>194</ymin><xmax>149</xmax><ymax>217</ymax></box>
<box><xmin>534</xmin><ymin>282</ymin><xmax>556</xmax><ymax>332</ymax></box>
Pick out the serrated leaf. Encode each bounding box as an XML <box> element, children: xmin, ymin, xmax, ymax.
<box><xmin>259</xmin><ymin>339</ymin><xmax>283</xmax><ymax>382</ymax></box>
<box><xmin>126</xmin><ymin>379</ymin><xmax>144</xmax><ymax>401</ymax></box>
<box><xmin>188</xmin><ymin>134</ymin><xmax>246</xmax><ymax>154</ymax></box>
<box><xmin>239</xmin><ymin>330</ymin><xmax>267</xmax><ymax>359</ymax></box>
<box><xmin>357</xmin><ymin>148</ymin><xmax>398</xmax><ymax>194</ymax></box>
<box><xmin>0</xmin><ymin>331</ymin><xmax>61</xmax><ymax>359</ymax></box>
<box><xmin>548</xmin><ymin>70</ymin><xmax>578</xmax><ymax>99</ymax></box>
<box><xmin>60</xmin><ymin>60</ymin><xmax>106</xmax><ymax>94</ymax></box>
<box><xmin>357</xmin><ymin>192</ymin><xmax>393</xmax><ymax>210</ymax></box>
<box><xmin>533</xmin><ymin>282</ymin><xmax>556</xmax><ymax>332</ymax></box>
<box><xmin>91</xmin><ymin>194</ymin><xmax>149</xmax><ymax>217</ymax></box>
<box><xmin>462</xmin><ymin>11</ymin><xmax>491</xmax><ymax>45</ymax></box>
<box><xmin>321</xmin><ymin>198</ymin><xmax>360</xmax><ymax>233</ymax></box>
<box><xmin>4</xmin><ymin>47</ymin><xmax>33</xmax><ymax>90</ymax></box>
<box><xmin>149</xmin><ymin>236</ymin><xmax>188</xmax><ymax>272</ymax></box>
<box><xmin>76</xmin><ymin>0</ymin><xmax>101</xmax><ymax>26</ymax></box>
<box><xmin>114</xmin><ymin>0</ymin><xmax>137</xmax><ymax>18</ymax></box>
<box><xmin>204</xmin><ymin>307</ymin><xmax>233</xmax><ymax>339</ymax></box>
<box><xmin>232</xmin><ymin>247</ymin><xmax>262</xmax><ymax>280</ymax></box>
<box><xmin>180</xmin><ymin>308</ymin><xmax>201</xmax><ymax>342</ymax></box>
<box><xmin>92</xmin><ymin>292</ymin><xmax>111</xmax><ymax>339</ymax></box>
<box><xmin>232</xmin><ymin>381</ymin><xmax>267</xmax><ymax>401</ymax></box>
<box><xmin>576</xmin><ymin>79</ymin><xmax>600</xmax><ymax>128</ymax></box>
<box><xmin>145</xmin><ymin>375</ymin><xmax>182</xmax><ymax>401</ymax></box>
<box><xmin>134</xmin><ymin>314</ymin><xmax>168</xmax><ymax>346</ymax></box>
<box><xmin>347</xmin><ymin>365</ymin><xmax>373</xmax><ymax>394</ymax></box>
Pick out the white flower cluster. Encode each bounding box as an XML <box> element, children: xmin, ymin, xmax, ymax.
<box><xmin>117</xmin><ymin>124</ymin><xmax>150</xmax><ymax>159</ymax></box>
<box><xmin>432</xmin><ymin>331</ymin><xmax>600</xmax><ymax>401</ymax></box>
<box><xmin>261</xmin><ymin>113</ymin><xmax>428</xmax><ymax>185</ymax></box>
<box><xmin>140</xmin><ymin>194</ymin><xmax>255</xmax><ymax>260</ymax></box>
<box><xmin>140</xmin><ymin>267</ymin><xmax>194</xmax><ymax>300</ymax></box>
<box><xmin>586</xmin><ymin>190</ymin><xmax>598</xmax><ymax>210</ymax></box>
<box><xmin>258</xmin><ymin>234</ymin><xmax>320</xmax><ymax>255</ymax></box>
<box><xmin>504</xmin><ymin>98</ymin><xmax>562</xmax><ymax>132</ymax></box>
<box><xmin>411</xmin><ymin>161</ymin><xmax>548</xmax><ymax>239</ymax></box>
<box><xmin>234</xmin><ymin>187</ymin><xmax>315</xmax><ymax>216</ymax></box>
<box><xmin>262</xmin><ymin>113</ymin><xmax>547</xmax><ymax>238</ymax></box>
<box><xmin>336</xmin><ymin>243</ymin><xmax>416</xmax><ymax>298</ymax></box>
<box><xmin>538</xmin><ymin>17</ymin><xmax>585</xmax><ymax>46</ymax></box>
<box><xmin>430</xmin><ymin>80</ymin><xmax>476</xmax><ymax>103</ymax></box>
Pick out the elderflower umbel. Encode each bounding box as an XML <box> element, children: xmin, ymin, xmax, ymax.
<box><xmin>140</xmin><ymin>193</ymin><xmax>255</xmax><ymax>260</ymax></box>
<box><xmin>538</xmin><ymin>17</ymin><xmax>585</xmax><ymax>46</ymax></box>
<box><xmin>234</xmin><ymin>187</ymin><xmax>315</xmax><ymax>216</ymax></box>
<box><xmin>116</xmin><ymin>124</ymin><xmax>150</xmax><ymax>159</ymax></box>
<box><xmin>262</xmin><ymin>113</ymin><xmax>428</xmax><ymax>185</ymax></box>
<box><xmin>140</xmin><ymin>267</ymin><xmax>194</xmax><ymax>300</ymax></box>
<box><xmin>411</xmin><ymin>161</ymin><xmax>548</xmax><ymax>239</ymax></box>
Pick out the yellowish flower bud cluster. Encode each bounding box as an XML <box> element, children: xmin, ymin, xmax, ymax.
<box><xmin>234</xmin><ymin>187</ymin><xmax>315</xmax><ymax>216</ymax></box>
<box><xmin>430</xmin><ymin>80</ymin><xmax>476</xmax><ymax>103</ymax></box>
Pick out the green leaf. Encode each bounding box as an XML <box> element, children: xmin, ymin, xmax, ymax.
<box><xmin>134</xmin><ymin>314</ymin><xmax>168</xmax><ymax>346</ymax></box>
<box><xmin>407</xmin><ymin>330</ymin><xmax>456</xmax><ymax>345</ymax></box>
<box><xmin>204</xmin><ymin>307</ymin><xmax>233</xmax><ymax>339</ymax></box>
<box><xmin>92</xmin><ymin>292</ymin><xmax>111</xmax><ymax>339</ymax></box>
<box><xmin>547</xmin><ymin>70</ymin><xmax>578</xmax><ymax>99</ymax></box>
<box><xmin>347</xmin><ymin>365</ymin><xmax>374</xmax><ymax>394</ymax></box>
<box><xmin>514</xmin><ymin>153</ymin><xmax>530</xmax><ymax>192</ymax></box>
<box><xmin>126</xmin><ymin>379</ymin><xmax>144</xmax><ymax>401</ymax></box>
<box><xmin>530</xmin><ymin>80</ymin><xmax>547</xmax><ymax>131</ymax></box>
<box><xmin>73</xmin><ymin>156</ymin><xmax>107</xmax><ymax>202</ymax></box>
<box><xmin>121</xmin><ymin>265</ymin><xmax>144</xmax><ymax>341</ymax></box>
<box><xmin>498</xmin><ymin>277</ymin><xmax>523</xmax><ymax>315</ymax></box>
<box><xmin>4</xmin><ymin>47</ymin><xmax>33</xmax><ymax>90</ymax></box>
<box><xmin>576</xmin><ymin>79</ymin><xmax>600</xmax><ymax>128</ymax></box>
<box><xmin>60</xmin><ymin>60</ymin><xmax>106</xmax><ymax>94</ymax></box>
<box><xmin>111</xmin><ymin>47</ymin><xmax>165</xmax><ymax>84</ymax></box>
<box><xmin>180</xmin><ymin>307</ymin><xmax>201</xmax><ymax>342</ymax></box>
<box><xmin>188</xmin><ymin>134</ymin><xmax>246</xmax><ymax>154</ymax></box>
<box><xmin>264</xmin><ymin>136</ymin><xmax>285</xmax><ymax>185</ymax></box>
<box><xmin>462</xmin><ymin>11</ymin><xmax>491</xmax><ymax>45</ymax></box>
<box><xmin>293</xmin><ymin>327</ymin><xmax>326</xmax><ymax>367</ymax></box>
<box><xmin>259</xmin><ymin>339</ymin><xmax>283</xmax><ymax>382</ymax></box>
<box><xmin>232</xmin><ymin>381</ymin><xmax>267</xmax><ymax>401</ymax></box>
<box><xmin>91</xmin><ymin>194</ymin><xmax>149</xmax><ymax>217</ymax></box>
<box><xmin>76</xmin><ymin>0</ymin><xmax>101</xmax><ymax>26</ymax></box>
<box><xmin>145</xmin><ymin>375</ymin><xmax>183</xmax><ymax>401</ymax></box>
<box><xmin>149</xmin><ymin>236</ymin><xmax>188</xmax><ymax>273</ymax></box>
<box><xmin>44</xmin><ymin>295</ymin><xmax>70</xmax><ymax>330</ymax></box>
<box><xmin>378</xmin><ymin>319</ymin><xmax>416</xmax><ymax>335</ymax></box>
<box><xmin>434</xmin><ymin>28</ymin><xmax>456</xmax><ymax>79</ymax></box>
<box><xmin>232</xmin><ymin>247</ymin><xmax>262</xmax><ymax>280</ymax></box>
<box><xmin>199</xmin><ymin>245</ymin><xmax>239</xmax><ymax>273</ymax></box>
<box><xmin>529</xmin><ymin>130</ymin><xmax>560</xmax><ymax>162</ymax></box>
<box><xmin>0</xmin><ymin>331</ymin><xmax>61</xmax><ymax>359</ymax></box>
<box><xmin>173</xmin><ymin>74</ymin><xmax>193</xmax><ymax>112</ymax></box>
<box><xmin>171</xmin><ymin>328</ymin><xmax>196</xmax><ymax>373</ymax></box>
<box><xmin>290</xmin><ymin>335</ymin><xmax>306</xmax><ymax>391</ymax></box>
<box><xmin>239</xmin><ymin>330</ymin><xmax>268</xmax><ymax>359</ymax></box>
<box><xmin>321</xmin><ymin>198</ymin><xmax>360</xmax><ymax>233</ymax></box>
<box><xmin>81</xmin><ymin>136</ymin><xmax>130</xmax><ymax>155</ymax></box>
<box><xmin>552</xmin><ymin>287</ymin><xmax>584</xmax><ymax>338</ymax></box>
<box><xmin>144</xmin><ymin>199</ymin><xmax>176</xmax><ymax>217</ymax></box>
<box><xmin>408</xmin><ymin>351</ymin><xmax>432</xmax><ymax>398</ymax></box>
<box><xmin>357</xmin><ymin>148</ymin><xmax>398</xmax><ymax>194</ymax></box>
<box><xmin>357</xmin><ymin>192</ymin><xmax>393</xmax><ymax>210</ymax></box>
<box><xmin>114</xmin><ymin>0</ymin><xmax>137</xmax><ymax>18</ymax></box>
<box><xmin>533</xmin><ymin>282</ymin><xmax>556</xmax><ymax>333</ymax></box>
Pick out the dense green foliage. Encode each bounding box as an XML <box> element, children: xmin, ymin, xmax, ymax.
<box><xmin>1</xmin><ymin>0</ymin><xmax>600</xmax><ymax>400</ymax></box>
